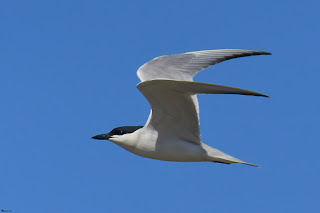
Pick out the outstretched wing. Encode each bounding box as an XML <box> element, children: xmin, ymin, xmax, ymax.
<box><xmin>137</xmin><ymin>80</ymin><xmax>268</xmax><ymax>144</ymax></box>
<box><xmin>137</xmin><ymin>49</ymin><xmax>271</xmax><ymax>82</ymax></box>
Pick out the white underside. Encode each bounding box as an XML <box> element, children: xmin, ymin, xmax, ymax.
<box><xmin>110</xmin><ymin>128</ymin><xmax>257</xmax><ymax>166</ymax></box>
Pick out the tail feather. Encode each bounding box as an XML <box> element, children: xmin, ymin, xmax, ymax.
<box><xmin>202</xmin><ymin>144</ymin><xmax>259</xmax><ymax>167</ymax></box>
<box><xmin>212</xmin><ymin>158</ymin><xmax>259</xmax><ymax>167</ymax></box>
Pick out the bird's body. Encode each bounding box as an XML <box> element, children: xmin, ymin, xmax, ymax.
<box><xmin>107</xmin><ymin>127</ymin><xmax>257</xmax><ymax>166</ymax></box>
<box><xmin>92</xmin><ymin>49</ymin><xmax>270</xmax><ymax>166</ymax></box>
<box><xmin>113</xmin><ymin>127</ymin><xmax>207</xmax><ymax>162</ymax></box>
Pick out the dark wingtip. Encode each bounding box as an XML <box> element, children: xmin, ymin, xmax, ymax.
<box><xmin>261</xmin><ymin>51</ymin><xmax>272</xmax><ymax>55</ymax></box>
<box><xmin>250</xmin><ymin>92</ymin><xmax>269</xmax><ymax>98</ymax></box>
<box><xmin>253</xmin><ymin>50</ymin><xmax>271</xmax><ymax>56</ymax></box>
<box><xmin>261</xmin><ymin>94</ymin><xmax>270</xmax><ymax>98</ymax></box>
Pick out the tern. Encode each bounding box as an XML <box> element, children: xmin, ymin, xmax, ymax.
<box><xmin>92</xmin><ymin>49</ymin><xmax>270</xmax><ymax>166</ymax></box>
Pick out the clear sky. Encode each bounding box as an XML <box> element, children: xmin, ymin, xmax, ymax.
<box><xmin>1</xmin><ymin>0</ymin><xmax>319</xmax><ymax>212</ymax></box>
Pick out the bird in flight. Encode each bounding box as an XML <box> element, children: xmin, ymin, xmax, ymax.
<box><xmin>92</xmin><ymin>49</ymin><xmax>270</xmax><ymax>166</ymax></box>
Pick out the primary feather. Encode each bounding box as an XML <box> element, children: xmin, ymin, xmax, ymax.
<box><xmin>137</xmin><ymin>49</ymin><xmax>271</xmax><ymax>82</ymax></box>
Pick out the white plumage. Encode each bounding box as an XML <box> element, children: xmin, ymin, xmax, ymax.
<box><xmin>92</xmin><ymin>49</ymin><xmax>271</xmax><ymax>166</ymax></box>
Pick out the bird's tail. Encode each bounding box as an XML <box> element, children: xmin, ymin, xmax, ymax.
<box><xmin>212</xmin><ymin>158</ymin><xmax>259</xmax><ymax>167</ymax></box>
<box><xmin>202</xmin><ymin>144</ymin><xmax>259</xmax><ymax>167</ymax></box>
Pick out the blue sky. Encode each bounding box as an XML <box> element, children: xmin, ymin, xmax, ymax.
<box><xmin>1</xmin><ymin>0</ymin><xmax>319</xmax><ymax>212</ymax></box>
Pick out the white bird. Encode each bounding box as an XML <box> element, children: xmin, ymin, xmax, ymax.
<box><xmin>92</xmin><ymin>49</ymin><xmax>270</xmax><ymax>166</ymax></box>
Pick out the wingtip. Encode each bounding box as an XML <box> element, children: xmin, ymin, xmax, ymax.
<box><xmin>244</xmin><ymin>92</ymin><xmax>269</xmax><ymax>98</ymax></box>
<box><xmin>249</xmin><ymin>90</ymin><xmax>269</xmax><ymax>98</ymax></box>
<box><xmin>254</xmin><ymin>50</ymin><xmax>271</xmax><ymax>56</ymax></box>
<box><xmin>243</xmin><ymin>162</ymin><xmax>260</xmax><ymax>167</ymax></box>
<box><xmin>262</xmin><ymin>51</ymin><xmax>272</xmax><ymax>55</ymax></box>
<box><xmin>260</xmin><ymin>94</ymin><xmax>270</xmax><ymax>98</ymax></box>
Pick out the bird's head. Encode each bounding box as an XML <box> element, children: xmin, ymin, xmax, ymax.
<box><xmin>92</xmin><ymin>126</ymin><xmax>144</xmax><ymax>143</ymax></box>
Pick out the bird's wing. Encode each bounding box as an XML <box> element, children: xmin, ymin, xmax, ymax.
<box><xmin>137</xmin><ymin>49</ymin><xmax>271</xmax><ymax>82</ymax></box>
<box><xmin>137</xmin><ymin>80</ymin><xmax>268</xmax><ymax>144</ymax></box>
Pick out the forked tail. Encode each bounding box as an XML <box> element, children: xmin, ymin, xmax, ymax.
<box><xmin>212</xmin><ymin>158</ymin><xmax>259</xmax><ymax>167</ymax></box>
<box><xmin>202</xmin><ymin>143</ymin><xmax>259</xmax><ymax>167</ymax></box>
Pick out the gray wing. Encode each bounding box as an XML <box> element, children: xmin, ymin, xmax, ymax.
<box><xmin>137</xmin><ymin>80</ymin><xmax>268</xmax><ymax>144</ymax></box>
<box><xmin>137</xmin><ymin>49</ymin><xmax>271</xmax><ymax>82</ymax></box>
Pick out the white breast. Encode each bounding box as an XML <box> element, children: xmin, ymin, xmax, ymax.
<box><xmin>125</xmin><ymin>127</ymin><xmax>209</xmax><ymax>162</ymax></box>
